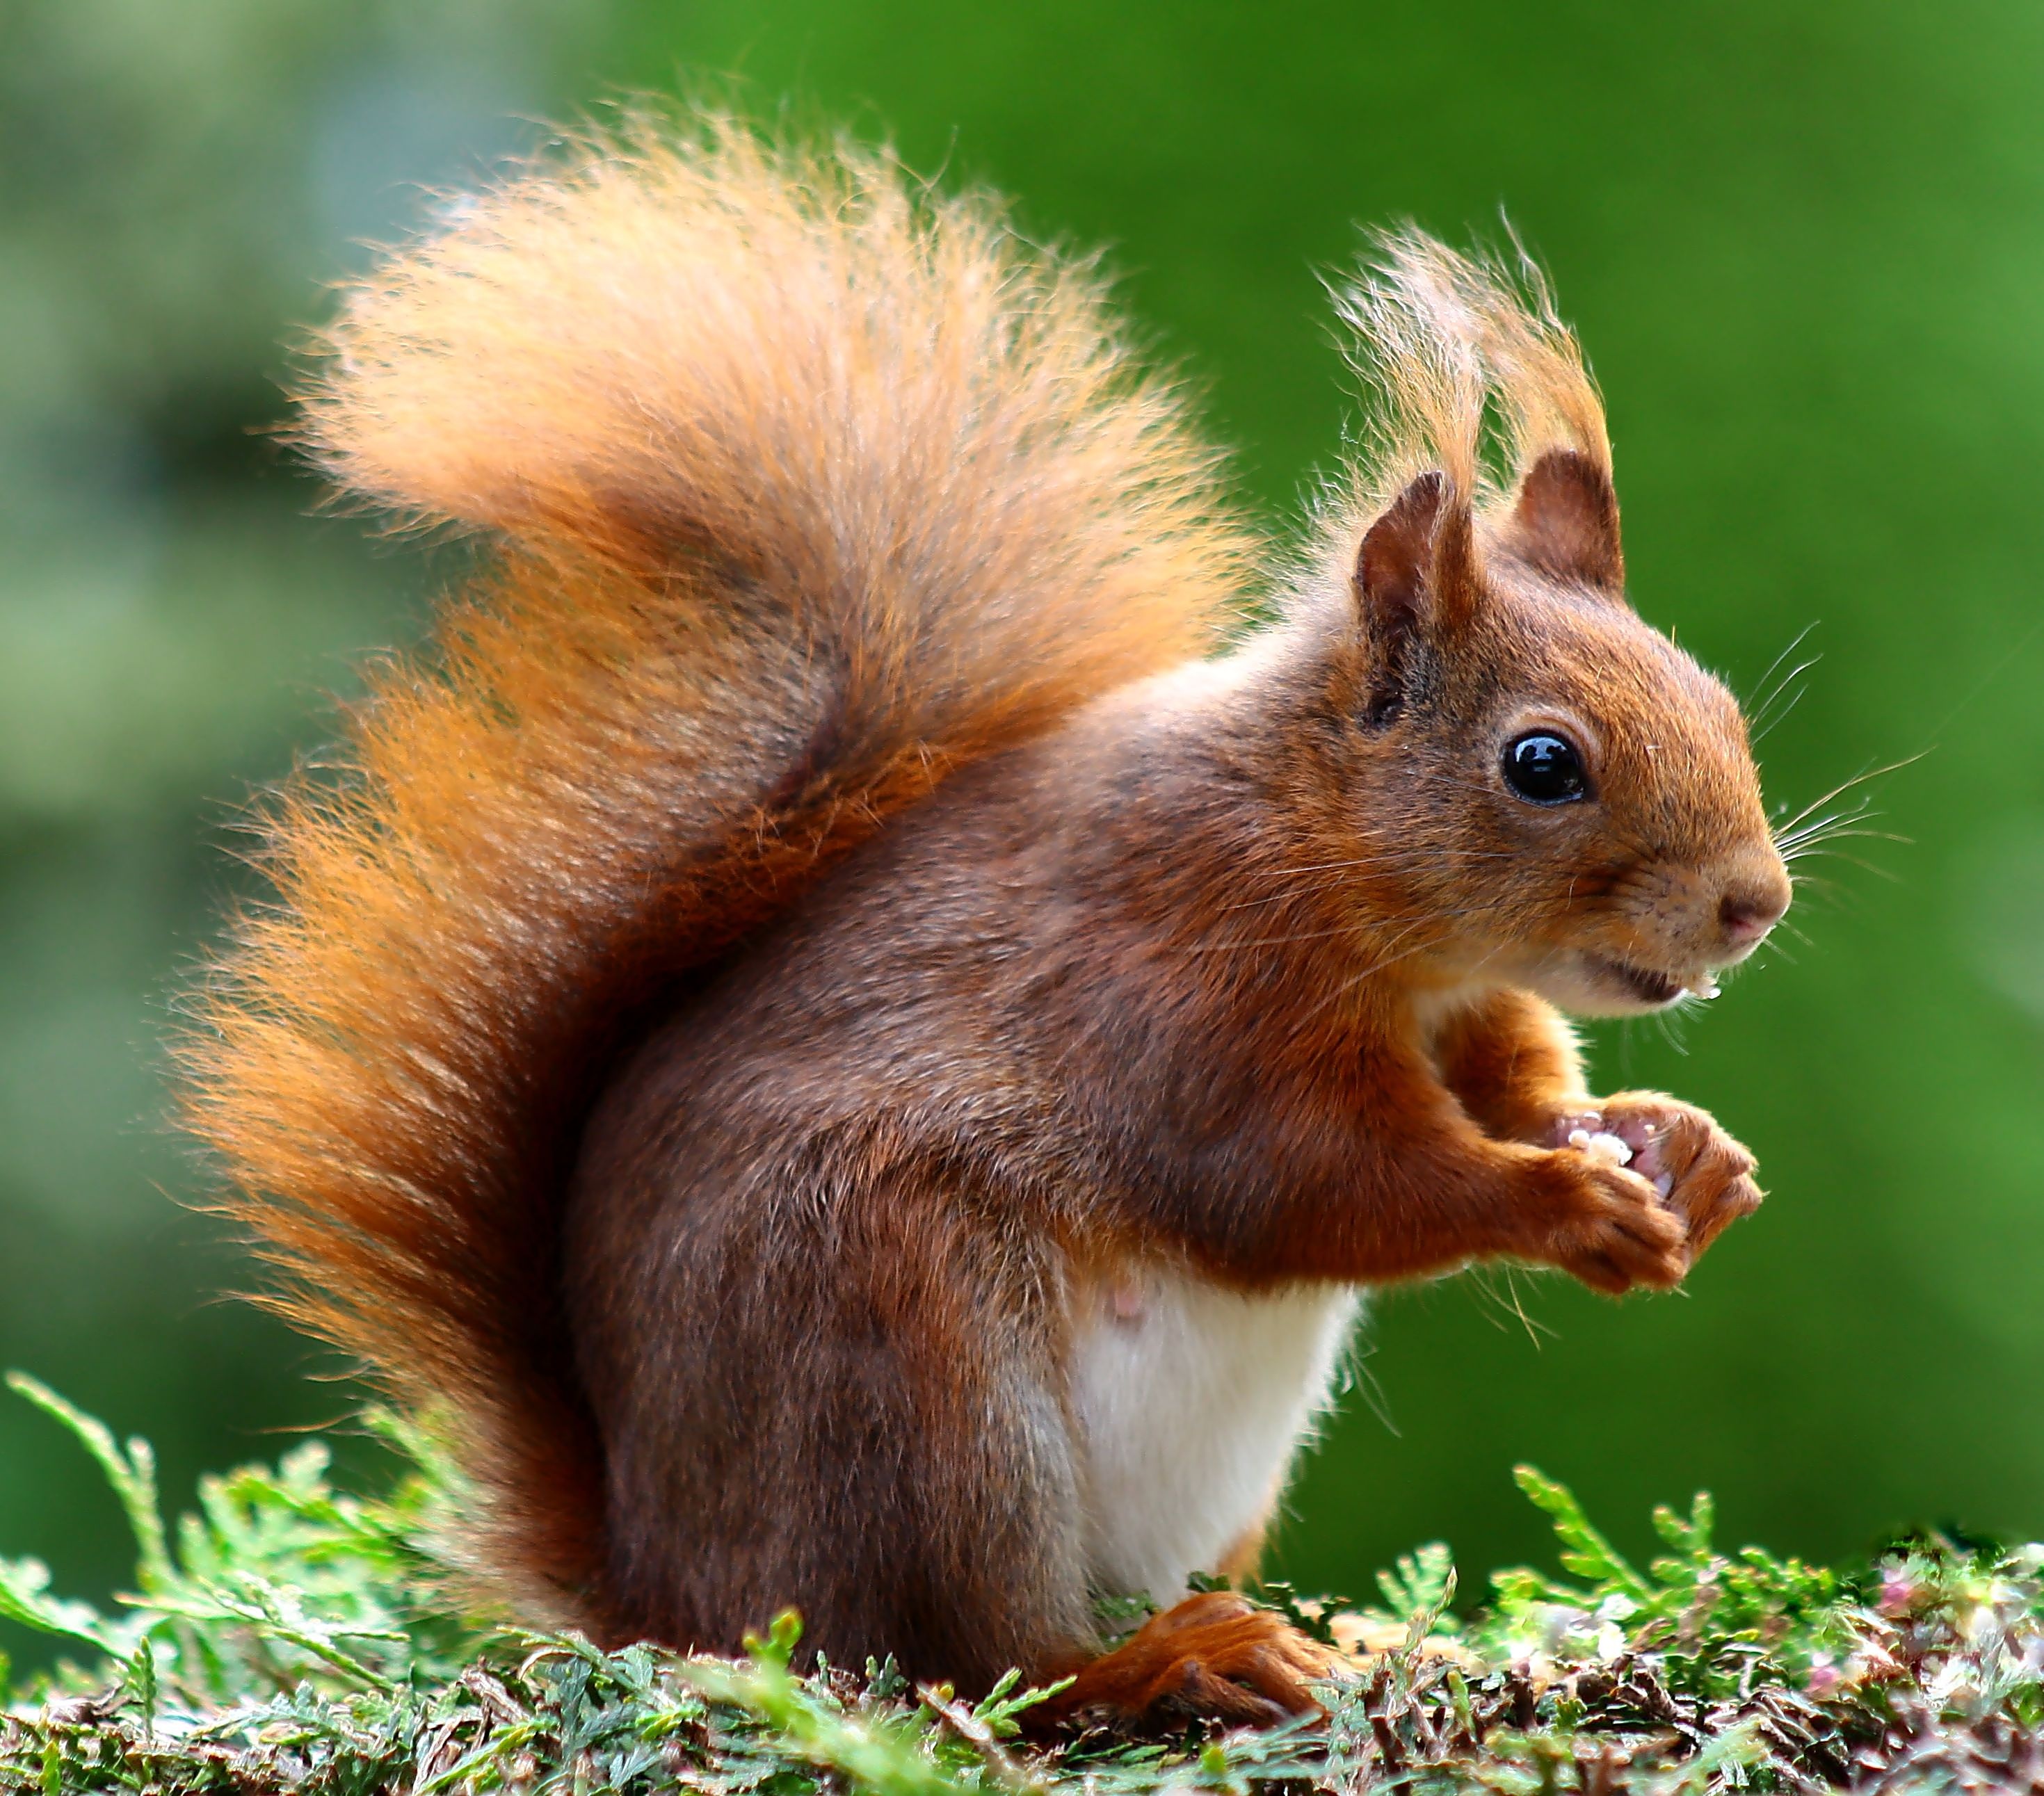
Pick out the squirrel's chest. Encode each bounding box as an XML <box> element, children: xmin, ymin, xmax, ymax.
<box><xmin>1067</xmin><ymin>1264</ymin><xmax>1360</xmax><ymax>1607</ymax></box>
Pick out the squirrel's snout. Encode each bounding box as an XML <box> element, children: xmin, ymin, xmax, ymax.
<box><xmin>1714</xmin><ymin>865</ymin><xmax>1792</xmax><ymax>953</ymax></box>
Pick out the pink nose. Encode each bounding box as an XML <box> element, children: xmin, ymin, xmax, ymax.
<box><xmin>1719</xmin><ymin>884</ymin><xmax>1788</xmax><ymax>946</ymax></box>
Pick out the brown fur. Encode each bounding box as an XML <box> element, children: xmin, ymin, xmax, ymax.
<box><xmin>182</xmin><ymin>119</ymin><xmax>1789</xmax><ymax>1718</ymax></box>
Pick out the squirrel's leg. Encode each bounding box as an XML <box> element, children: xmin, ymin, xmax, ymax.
<box><xmin>575</xmin><ymin>1122</ymin><xmax>1335</xmax><ymax>1728</ymax></box>
<box><xmin>1176</xmin><ymin>1039</ymin><xmax>1690</xmax><ymax>1295</ymax></box>
<box><xmin>1431</xmin><ymin>989</ymin><xmax>1762</xmax><ymax>1263</ymax></box>
<box><xmin>1431</xmin><ymin>988</ymin><xmax>1589</xmax><ymax>1144</ymax></box>
<box><xmin>570</xmin><ymin>1154</ymin><xmax>1099</xmax><ymax>1694</ymax></box>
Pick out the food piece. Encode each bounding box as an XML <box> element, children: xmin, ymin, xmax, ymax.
<box><xmin>1566</xmin><ymin>1127</ymin><xmax>1635</xmax><ymax>1167</ymax></box>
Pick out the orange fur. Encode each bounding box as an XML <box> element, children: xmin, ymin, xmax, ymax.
<box><xmin>1331</xmin><ymin>228</ymin><xmax>1609</xmax><ymax>532</ymax></box>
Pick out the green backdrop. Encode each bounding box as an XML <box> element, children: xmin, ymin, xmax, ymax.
<box><xmin>4</xmin><ymin>0</ymin><xmax>2041</xmax><ymax>1669</ymax></box>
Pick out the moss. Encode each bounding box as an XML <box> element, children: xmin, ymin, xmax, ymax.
<box><xmin>4</xmin><ymin>1375</ymin><xmax>2041</xmax><ymax>1794</ymax></box>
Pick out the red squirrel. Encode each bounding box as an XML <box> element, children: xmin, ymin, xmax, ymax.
<box><xmin>182</xmin><ymin>120</ymin><xmax>1790</xmax><ymax>1726</ymax></box>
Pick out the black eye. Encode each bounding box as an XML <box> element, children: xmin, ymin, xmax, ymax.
<box><xmin>1501</xmin><ymin>731</ymin><xmax>1589</xmax><ymax>805</ymax></box>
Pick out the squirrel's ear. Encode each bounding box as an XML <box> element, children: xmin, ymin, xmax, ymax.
<box><xmin>1504</xmin><ymin>448</ymin><xmax>1624</xmax><ymax>594</ymax></box>
<box><xmin>1351</xmin><ymin>471</ymin><xmax>1478</xmax><ymax>724</ymax></box>
<box><xmin>1353</xmin><ymin>471</ymin><xmax>1477</xmax><ymax>636</ymax></box>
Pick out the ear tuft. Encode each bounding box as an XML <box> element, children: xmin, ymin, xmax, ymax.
<box><xmin>1505</xmin><ymin>448</ymin><xmax>1624</xmax><ymax>593</ymax></box>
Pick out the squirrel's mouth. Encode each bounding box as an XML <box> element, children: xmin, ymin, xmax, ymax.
<box><xmin>1584</xmin><ymin>953</ymin><xmax>1689</xmax><ymax>1008</ymax></box>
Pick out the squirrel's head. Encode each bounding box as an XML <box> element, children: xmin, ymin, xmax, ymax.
<box><xmin>1323</xmin><ymin>452</ymin><xmax>1789</xmax><ymax>1017</ymax></box>
<box><xmin>1301</xmin><ymin>233</ymin><xmax>1788</xmax><ymax>1017</ymax></box>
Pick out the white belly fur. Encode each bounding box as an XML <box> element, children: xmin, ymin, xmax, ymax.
<box><xmin>1069</xmin><ymin>1263</ymin><xmax>1362</xmax><ymax>1605</ymax></box>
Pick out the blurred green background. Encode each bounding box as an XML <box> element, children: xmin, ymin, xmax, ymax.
<box><xmin>4</xmin><ymin>0</ymin><xmax>2042</xmax><ymax>1671</ymax></box>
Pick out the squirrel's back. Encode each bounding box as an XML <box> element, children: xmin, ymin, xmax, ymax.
<box><xmin>179</xmin><ymin>118</ymin><xmax>1251</xmax><ymax>1629</ymax></box>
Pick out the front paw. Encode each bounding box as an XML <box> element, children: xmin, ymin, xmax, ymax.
<box><xmin>1555</xmin><ymin>1094</ymin><xmax>1762</xmax><ymax>1265</ymax></box>
<box><xmin>1525</xmin><ymin>1151</ymin><xmax>1689</xmax><ymax>1295</ymax></box>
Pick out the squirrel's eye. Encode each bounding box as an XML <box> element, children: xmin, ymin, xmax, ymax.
<box><xmin>1501</xmin><ymin>731</ymin><xmax>1589</xmax><ymax>805</ymax></box>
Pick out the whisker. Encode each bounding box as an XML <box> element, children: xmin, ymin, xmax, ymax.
<box><xmin>1342</xmin><ymin>1341</ymin><xmax>1400</xmax><ymax>1437</ymax></box>
<box><xmin>1291</xmin><ymin>898</ymin><xmax>1521</xmax><ymax>1026</ymax></box>
<box><xmin>1653</xmin><ymin>1007</ymin><xmax>1691</xmax><ymax>1057</ymax></box>
<box><xmin>1750</xmin><ymin>668</ymin><xmax>1817</xmax><ymax>745</ymax></box>
<box><xmin>1751</xmin><ymin>654</ymin><xmax>1822</xmax><ymax>732</ymax></box>
<box><xmin>1773</xmin><ymin>798</ymin><xmax>1881</xmax><ymax>848</ymax></box>
<box><xmin>1497</xmin><ymin>1265</ymin><xmax>1554</xmax><ymax>1348</ymax></box>
<box><xmin>1777</xmin><ymin>811</ymin><xmax>1873</xmax><ymax>843</ymax></box>
<box><xmin>1771</xmin><ymin>754</ymin><xmax>1925</xmax><ymax>837</ymax></box>
<box><xmin>1775</xmin><ymin>788</ymin><xmax>1875</xmax><ymax>832</ymax></box>
<box><xmin>1173</xmin><ymin>923</ymin><xmax>1360</xmax><ymax>954</ymax></box>
<box><xmin>1236</xmin><ymin>844</ymin><xmax>1520</xmax><ymax>884</ymax></box>
<box><xmin>1784</xmin><ymin>873</ymin><xmax>1842</xmax><ymax>905</ymax></box>
<box><xmin>1463</xmin><ymin>1264</ymin><xmax>1554</xmax><ymax>1347</ymax></box>
<box><xmin>1779</xmin><ymin>834</ymin><xmax>1908</xmax><ymax>866</ymax></box>
<box><xmin>1791</xmin><ymin>850</ymin><xmax>1901</xmax><ymax>884</ymax></box>
<box><xmin>1220</xmin><ymin>846</ymin><xmax>1529</xmax><ymax>916</ymax></box>
<box><xmin>1742</xmin><ymin>620</ymin><xmax>1820</xmax><ymax>718</ymax></box>
<box><xmin>1778</xmin><ymin>833</ymin><xmax>1907</xmax><ymax>865</ymax></box>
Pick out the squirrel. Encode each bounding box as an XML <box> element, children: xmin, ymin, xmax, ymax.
<box><xmin>179</xmin><ymin>119</ymin><xmax>1792</xmax><ymax>1727</ymax></box>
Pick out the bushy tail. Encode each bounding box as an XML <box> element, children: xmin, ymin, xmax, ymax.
<box><xmin>179</xmin><ymin>118</ymin><xmax>1250</xmax><ymax>1631</ymax></box>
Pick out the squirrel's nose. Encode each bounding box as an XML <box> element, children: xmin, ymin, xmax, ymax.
<box><xmin>1717</xmin><ymin>872</ymin><xmax>1790</xmax><ymax>947</ymax></box>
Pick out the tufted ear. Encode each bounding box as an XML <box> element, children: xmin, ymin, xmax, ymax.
<box><xmin>1504</xmin><ymin>448</ymin><xmax>1624</xmax><ymax>594</ymax></box>
<box><xmin>1353</xmin><ymin>471</ymin><xmax>1478</xmax><ymax>633</ymax></box>
<box><xmin>1351</xmin><ymin>470</ymin><xmax>1478</xmax><ymax>725</ymax></box>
